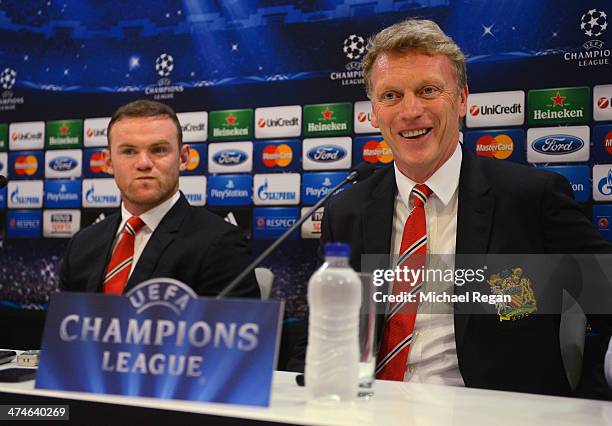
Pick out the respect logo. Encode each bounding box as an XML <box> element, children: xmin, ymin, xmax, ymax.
<box><xmin>262</xmin><ymin>144</ymin><xmax>293</xmax><ymax>168</ymax></box>
<box><xmin>475</xmin><ymin>134</ymin><xmax>514</xmax><ymax>159</ymax></box>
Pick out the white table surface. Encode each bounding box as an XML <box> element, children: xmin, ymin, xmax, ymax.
<box><xmin>0</xmin><ymin>359</ymin><xmax>611</xmax><ymax>426</ymax></box>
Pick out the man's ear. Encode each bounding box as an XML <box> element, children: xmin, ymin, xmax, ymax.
<box><xmin>458</xmin><ymin>84</ymin><xmax>469</xmax><ymax>119</ymax></box>
<box><xmin>103</xmin><ymin>148</ymin><xmax>114</xmax><ymax>175</ymax></box>
<box><xmin>179</xmin><ymin>144</ymin><xmax>190</xmax><ymax>171</ymax></box>
<box><xmin>370</xmin><ymin>100</ymin><xmax>380</xmax><ymax>128</ymax></box>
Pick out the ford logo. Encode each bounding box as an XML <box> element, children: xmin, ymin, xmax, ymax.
<box><xmin>49</xmin><ymin>156</ymin><xmax>78</xmax><ymax>171</ymax></box>
<box><xmin>213</xmin><ymin>150</ymin><xmax>248</xmax><ymax>165</ymax></box>
<box><xmin>532</xmin><ymin>135</ymin><xmax>584</xmax><ymax>155</ymax></box>
<box><xmin>307</xmin><ymin>145</ymin><xmax>346</xmax><ymax>162</ymax></box>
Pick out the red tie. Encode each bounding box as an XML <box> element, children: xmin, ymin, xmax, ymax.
<box><xmin>103</xmin><ymin>216</ymin><xmax>145</xmax><ymax>295</ymax></box>
<box><xmin>376</xmin><ymin>184</ymin><xmax>432</xmax><ymax>380</ymax></box>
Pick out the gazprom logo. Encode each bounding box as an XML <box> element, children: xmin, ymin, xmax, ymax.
<box><xmin>306</xmin><ymin>145</ymin><xmax>347</xmax><ymax>162</ymax></box>
<box><xmin>49</xmin><ymin>156</ymin><xmax>78</xmax><ymax>171</ymax></box>
<box><xmin>257</xmin><ymin>179</ymin><xmax>296</xmax><ymax>201</ymax></box>
<box><xmin>85</xmin><ymin>185</ymin><xmax>119</xmax><ymax>204</ymax></box>
<box><xmin>532</xmin><ymin>135</ymin><xmax>584</xmax><ymax>155</ymax></box>
<box><xmin>10</xmin><ymin>186</ymin><xmax>41</xmax><ymax>205</ymax></box>
<box><xmin>213</xmin><ymin>150</ymin><xmax>248</xmax><ymax>165</ymax></box>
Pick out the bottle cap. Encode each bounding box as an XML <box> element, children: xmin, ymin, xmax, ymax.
<box><xmin>324</xmin><ymin>242</ymin><xmax>351</xmax><ymax>258</ymax></box>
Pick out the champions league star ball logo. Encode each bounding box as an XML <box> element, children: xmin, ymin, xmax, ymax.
<box><xmin>155</xmin><ymin>53</ymin><xmax>174</xmax><ymax>77</ymax></box>
<box><xmin>581</xmin><ymin>9</ymin><xmax>608</xmax><ymax>37</ymax></box>
<box><xmin>0</xmin><ymin>68</ymin><xmax>16</xmax><ymax>90</ymax></box>
<box><xmin>343</xmin><ymin>34</ymin><xmax>366</xmax><ymax>60</ymax></box>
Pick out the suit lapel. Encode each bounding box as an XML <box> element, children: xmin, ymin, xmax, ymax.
<box><xmin>123</xmin><ymin>194</ymin><xmax>190</xmax><ymax>293</ymax></box>
<box><xmin>362</xmin><ymin>166</ymin><xmax>395</xmax><ymax>257</ymax></box>
<box><xmin>362</xmin><ymin>167</ymin><xmax>395</xmax><ymax>350</ymax></box>
<box><xmin>454</xmin><ymin>148</ymin><xmax>495</xmax><ymax>346</ymax></box>
<box><xmin>86</xmin><ymin>213</ymin><xmax>121</xmax><ymax>293</ymax></box>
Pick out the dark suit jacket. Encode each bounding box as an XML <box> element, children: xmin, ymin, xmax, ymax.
<box><xmin>60</xmin><ymin>193</ymin><xmax>260</xmax><ymax>299</ymax></box>
<box><xmin>290</xmin><ymin>147</ymin><xmax>612</xmax><ymax>397</ymax></box>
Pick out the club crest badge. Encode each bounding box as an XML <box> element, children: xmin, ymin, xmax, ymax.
<box><xmin>487</xmin><ymin>267</ymin><xmax>537</xmax><ymax>321</ymax></box>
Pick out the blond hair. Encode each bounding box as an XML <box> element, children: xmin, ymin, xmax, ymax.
<box><xmin>362</xmin><ymin>19</ymin><xmax>466</xmax><ymax>96</ymax></box>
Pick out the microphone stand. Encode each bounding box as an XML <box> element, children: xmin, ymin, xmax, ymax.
<box><xmin>217</xmin><ymin>164</ymin><xmax>373</xmax><ymax>299</ymax></box>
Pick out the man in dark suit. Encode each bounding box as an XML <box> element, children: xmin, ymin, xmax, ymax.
<box><xmin>291</xmin><ymin>19</ymin><xmax>612</xmax><ymax>398</ymax></box>
<box><xmin>60</xmin><ymin>100</ymin><xmax>259</xmax><ymax>298</ymax></box>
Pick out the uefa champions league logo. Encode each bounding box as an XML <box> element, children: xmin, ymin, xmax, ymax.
<box><xmin>581</xmin><ymin>9</ymin><xmax>608</xmax><ymax>38</ymax></box>
<box><xmin>0</xmin><ymin>68</ymin><xmax>16</xmax><ymax>90</ymax></box>
<box><xmin>146</xmin><ymin>52</ymin><xmax>183</xmax><ymax>99</ymax></box>
<box><xmin>155</xmin><ymin>53</ymin><xmax>174</xmax><ymax>77</ymax></box>
<box><xmin>329</xmin><ymin>34</ymin><xmax>366</xmax><ymax>86</ymax></box>
<box><xmin>563</xmin><ymin>9</ymin><xmax>610</xmax><ymax>67</ymax></box>
<box><xmin>343</xmin><ymin>34</ymin><xmax>366</xmax><ymax>60</ymax></box>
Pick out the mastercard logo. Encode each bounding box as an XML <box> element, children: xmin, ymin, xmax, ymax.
<box><xmin>14</xmin><ymin>155</ymin><xmax>38</xmax><ymax>175</ymax></box>
<box><xmin>362</xmin><ymin>140</ymin><xmax>393</xmax><ymax>164</ymax></box>
<box><xmin>475</xmin><ymin>134</ymin><xmax>514</xmax><ymax>160</ymax></box>
<box><xmin>262</xmin><ymin>144</ymin><xmax>293</xmax><ymax>167</ymax></box>
<box><xmin>605</xmin><ymin>131</ymin><xmax>612</xmax><ymax>155</ymax></box>
<box><xmin>89</xmin><ymin>151</ymin><xmax>107</xmax><ymax>174</ymax></box>
<box><xmin>187</xmin><ymin>147</ymin><xmax>200</xmax><ymax>171</ymax></box>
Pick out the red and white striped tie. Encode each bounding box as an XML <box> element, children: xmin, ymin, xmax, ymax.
<box><xmin>376</xmin><ymin>183</ymin><xmax>432</xmax><ymax>380</ymax></box>
<box><xmin>103</xmin><ymin>216</ymin><xmax>145</xmax><ymax>295</ymax></box>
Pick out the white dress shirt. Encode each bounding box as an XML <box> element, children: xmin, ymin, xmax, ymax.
<box><xmin>390</xmin><ymin>143</ymin><xmax>465</xmax><ymax>386</ymax></box>
<box><xmin>112</xmin><ymin>191</ymin><xmax>180</xmax><ymax>280</ymax></box>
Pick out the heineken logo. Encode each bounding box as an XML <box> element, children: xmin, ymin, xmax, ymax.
<box><xmin>550</xmin><ymin>92</ymin><xmax>565</xmax><ymax>107</ymax></box>
<box><xmin>209</xmin><ymin>109</ymin><xmax>253</xmax><ymax>141</ymax></box>
<box><xmin>303</xmin><ymin>103</ymin><xmax>351</xmax><ymax>137</ymax></box>
<box><xmin>528</xmin><ymin>87</ymin><xmax>589</xmax><ymax>125</ymax></box>
<box><xmin>321</xmin><ymin>108</ymin><xmax>333</xmax><ymax>120</ymax></box>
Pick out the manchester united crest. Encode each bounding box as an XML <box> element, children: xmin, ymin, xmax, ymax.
<box><xmin>487</xmin><ymin>268</ymin><xmax>537</xmax><ymax>321</ymax></box>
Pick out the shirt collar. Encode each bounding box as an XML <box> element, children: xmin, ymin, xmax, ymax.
<box><xmin>118</xmin><ymin>191</ymin><xmax>180</xmax><ymax>235</ymax></box>
<box><xmin>394</xmin><ymin>143</ymin><xmax>462</xmax><ymax>208</ymax></box>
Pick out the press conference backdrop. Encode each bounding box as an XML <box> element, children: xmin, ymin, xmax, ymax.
<box><xmin>0</xmin><ymin>0</ymin><xmax>610</xmax><ymax>318</ymax></box>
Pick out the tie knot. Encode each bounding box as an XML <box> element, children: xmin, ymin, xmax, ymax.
<box><xmin>412</xmin><ymin>184</ymin><xmax>432</xmax><ymax>207</ymax></box>
<box><xmin>125</xmin><ymin>216</ymin><xmax>145</xmax><ymax>236</ymax></box>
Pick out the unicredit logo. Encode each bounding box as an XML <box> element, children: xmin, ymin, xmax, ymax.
<box><xmin>257</xmin><ymin>117</ymin><xmax>298</xmax><ymax>128</ymax></box>
<box><xmin>532</xmin><ymin>135</ymin><xmax>584</xmax><ymax>155</ymax></box>
<box><xmin>598</xmin><ymin>97</ymin><xmax>610</xmax><ymax>109</ymax></box>
<box><xmin>12</xmin><ymin>132</ymin><xmax>42</xmax><ymax>141</ymax></box>
<box><xmin>182</xmin><ymin>123</ymin><xmax>206</xmax><ymax>132</ymax></box>
<box><xmin>213</xmin><ymin>150</ymin><xmax>248</xmax><ymax>165</ymax></box>
<box><xmin>86</xmin><ymin>128</ymin><xmax>106</xmax><ymax>137</ymax></box>
<box><xmin>357</xmin><ymin>112</ymin><xmax>368</xmax><ymax>123</ymax></box>
<box><xmin>49</xmin><ymin>157</ymin><xmax>77</xmax><ymax>171</ymax></box>
<box><xmin>470</xmin><ymin>103</ymin><xmax>522</xmax><ymax>116</ymax></box>
<box><xmin>307</xmin><ymin>145</ymin><xmax>346</xmax><ymax>162</ymax></box>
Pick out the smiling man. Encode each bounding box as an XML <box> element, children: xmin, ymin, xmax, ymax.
<box><xmin>289</xmin><ymin>19</ymin><xmax>612</xmax><ymax>398</ymax></box>
<box><xmin>60</xmin><ymin>100</ymin><xmax>259</xmax><ymax>298</ymax></box>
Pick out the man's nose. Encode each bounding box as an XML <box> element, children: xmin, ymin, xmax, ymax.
<box><xmin>135</xmin><ymin>151</ymin><xmax>153</xmax><ymax>169</ymax></box>
<box><xmin>398</xmin><ymin>93</ymin><xmax>424</xmax><ymax>120</ymax></box>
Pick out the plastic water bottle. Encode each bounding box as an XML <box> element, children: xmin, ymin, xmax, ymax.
<box><xmin>305</xmin><ymin>242</ymin><xmax>361</xmax><ymax>402</ymax></box>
